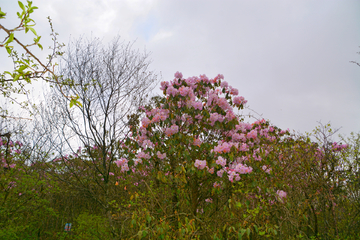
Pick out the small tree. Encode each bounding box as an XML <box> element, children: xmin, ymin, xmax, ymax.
<box><xmin>37</xmin><ymin>36</ymin><xmax>157</xmax><ymax>233</ymax></box>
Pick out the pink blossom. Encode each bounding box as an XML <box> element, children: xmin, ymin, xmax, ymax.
<box><xmin>239</xmin><ymin>143</ymin><xmax>249</xmax><ymax>151</ymax></box>
<box><xmin>152</xmin><ymin>113</ymin><xmax>161</xmax><ymax>123</ymax></box>
<box><xmin>229</xmin><ymin>87</ymin><xmax>238</xmax><ymax>95</ymax></box>
<box><xmin>193</xmin><ymin>138</ymin><xmax>202</xmax><ymax>146</ymax></box>
<box><xmin>231</xmin><ymin>133</ymin><xmax>242</xmax><ymax>142</ymax></box>
<box><xmin>160</xmin><ymin>81</ymin><xmax>169</xmax><ymax>91</ymax></box>
<box><xmin>141</xmin><ymin>140</ymin><xmax>154</xmax><ymax>149</ymax></box>
<box><xmin>216</xmin><ymin>97</ymin><xmax>231</xmax><ymax>111</ymax></box>
<box><xmin>109</xmin><ymin>172</ymin><xmax>115</xmax><ymax>176</ymax></box>
<box><xmin>166</xmin><ymin>86</ymin><xmax>179</xmax><ymax>97</ymax></box>
<box><xmin>247</xmin><ymin>130</ymin><xmax>257</xmax><ymax>140</ymax></box>
<box><xmin>156</xmin><ymin>151</ymin><xmax>167</xmax><ymax>159</ymax></box>
<box><xmin>217</xmin><ymin>169</ymin><xmax>225</xmax><ymax>177</ymax></box>
<box><xmin>174</xmin><ymin>71</ymin><xmax>183</xmax><ymax>79</ymax></box>
<box><xmin>165</xmin><ymin>124</ymin><xmax>179</xmax><ymax>136</ymax></box>
<box><xmin>142</xmin><ymin>117</ymin><xmax>151</xmax><ymax>128</ymax></box>
<box><xmin>115</xmin><ymin>158</ymin><xmax>128</xmax><ymax>168</ymax></box>
<box><xmin>136</xmin><ymin>151</ymin><xmax>151</xmax><ymax>159</ymax></box>
<box><xmin>225</xmin><ymin>111</ymin><xmax>236</xmax><ymax>121</ymax></box>
<box><xmin>191</xmin><ymin>101</ymin><xmax>203</xmax><ymax>110</ymax></box>
<box><xmin>121</xmin><ymin>164</ymin><xmax>129</xmax><ymax>172</ymax></box>
<box><xmin>194</xmin><ymin>159</ymin><xmax>207</xmax><ymax>170</ymax></box>
<box><xmin>213</xmin><ymin>142</ymin><xmax>231</xmax><ymax>153</ymax></box>
<box><xmin>213</xmin><ymin>182</ymin><xmax>221</xmax><ymax>188</ymax></box>
<box><xmin>199</xmin><ymin>74</ymin><xmax>209</xmax><ymax>82</ymax></box>
<box><xmin>234</xmin><ymin>163</ymin><xmax>253</xmax><ymax>174</ymax></box>
<box><xmin>276</xmin><ymin>190</ymin><xmax>287</xmax><ymax>201</ymax></box>
<box><xmin>195</xmin><ymin>114</ymin><xmax>203</xmax><ymax>120</ymax></box>
<box><xmin>228</xmin><ymin>171</ymin><xmax>240</xmax><ymax>182</ymax></box>
<box><xmin>209</xmin><ymin>113</ymin><xmax>224</xmax><ymax>125</ymax></box>
<box><xmin>216</xmin><ymin>156</ymin><xmax>227</xmax><ymax>167</ymax></box>
<box><xmin>179</xmin><ymin>86</ymin><xmax>191</xmax><ymax>97</ymax></box>
<box><xmin>233</xmin><ymin>96</ymin><xmax>247</xmax><ymax>106</ymax></box>
<box><xmin>236</xmin><ymin>122</ymin><xmax>252</xmax><ymax>132</ymax></box>
<box><xmin>213</xmin><ymin>74</ymin><xmax>224</xmax><ymax>82</ymax></box>
<box><xmin>134</xmin><ymin>158</ymin><xmax>142</xmax><ymax>166</ymax></box>
<box><xmin>220</xmin><ymin>81</ymin><xmax>228</xmax><ymax>88</ymax></box>
<box><xmin>205</xmin><ymin>198</ymin><xmax>213</xmax><ymax>203</ymax></box>
<box><xmin>262</xmin><ymin>165</ymin><xmax>271</xmax><ymax>174</ymax></box>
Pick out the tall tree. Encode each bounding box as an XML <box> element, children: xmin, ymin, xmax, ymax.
<box><xmin>37</xmin><ymin>36</ymin><xmax>157</xmax><ymax>233</ymax></box>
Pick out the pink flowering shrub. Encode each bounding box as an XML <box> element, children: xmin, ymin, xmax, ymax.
<box><xmin>122</xmin><ymin>71</ymin><xmax>302</xmax><ymax>237</ymax></box>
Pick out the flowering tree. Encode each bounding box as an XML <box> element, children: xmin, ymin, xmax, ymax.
<box><xmin>122</xmin><ymin>72</ymin><xmax>293</xmax><ymax>238</ymax></box>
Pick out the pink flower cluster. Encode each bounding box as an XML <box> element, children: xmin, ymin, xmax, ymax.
<box><xmin>209</xmin><ymin>113</ymin><xmax>224</xmax><ymax>126</ymax></box>
<box><xmin>262</xmin><ymin>165</ymin><xmax>272</xmax><ymax>174</ymax></box>
<box><xmin>174</xmin><ymin>71</ymin><xmax>183</xmax><ymax>79</ymax></box>
<box><xmin>142</xmin><ymin>108</ymin><xmax>169</xmax><ymax>128</ymax></box>
<box><xmin>332</xmin><ymin>142</ymin><xmax>348</xmax><ymax>152</ymax></box>
<box><xmin>193</xmin><ymin>138</ymin><xmax>202</xmax><ymax>146</ymax></box>
<box><xmin>165</xmin><ymin>124</ymin><xmax>179</xmax><ymax>136</ymax></box>
<box><xmin>136</xmin><ymin>151</ymin><xmax>151</xmax><ymax>159</ymax></box>
<box><xmin>191</xmin><ymin>101</ymin><xmax>203</xmax><ymax>110</ymax></box>
<box><xmin>157</xmin><ymin>151</ymin><xmax>167</xmax><ymax>159</ymax></box>
<box><xmin>233</xmin><ymin>163</ymin><xmax>253</xmax><ymax>174</ymax></box>
<box><xmin>216</xmin><ymin>156</ymin><xmax>227</xmax><ymax>167</ymax></box>
<box><xmin>194</xmin><ymin>159</ymin><xmax>207</xmax><ymax>170</ymax></box>
<box><xmin>115</xmin><ymin>158</ymin><xmax>129</xmax><ymax>172</ymax></box>
<box><xmin>213</xmin><ymin>142</ymin><xmax>232</xmax><ymax>153</ymax></box>
<box><xmin>1</xmin><ymin>159</ymin><xmax>16</xmax><ymax>169</ymax></box>
<box><xmin>233</xmin><ymin>96</ymin><xmax>247</xmax><ymax>106</ymax></box>
<box><xmin>247</xmin><ymin>130</ymin><xmax>257</xmax><ymax>140</ymax></box>
<box><xmin>276</xmin><ymin>190</ymin><xmax>287</xmax><ymax>202</ymax></box>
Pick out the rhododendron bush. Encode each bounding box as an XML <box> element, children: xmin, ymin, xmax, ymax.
<box><xmin>105</xmin><ymin>72</ymin><xmax>353</xmax><ymax>239</ymax></box>
<box><xmin>117</xmin><ymin>72</ymin><xmax>298</xmax><ymax>237</ymax></box>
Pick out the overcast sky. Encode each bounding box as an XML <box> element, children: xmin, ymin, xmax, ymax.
<box><xmin>1</xmin><ymin>0</ymin><xmax>360</xmax><ymax>138</ymax></box>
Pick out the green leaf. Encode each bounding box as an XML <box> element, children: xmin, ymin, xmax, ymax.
<box><xmin>5</xmin><ymin>33</ymin><xmax>14</xmax><ymax>45</ymax></box>
<box><xmin>0</xmin><ymin>8</ymin><xmax>6</xmax><ymax>19</ymax></box>
<box><xmin>18</xmin><ymin>65</ymin><xmax>28</xmax><ymax>72</ymax></box>
<box><xmin>13</xmin><ymin>74</ymin><xmax>20</xmax><ymax>82</ymax></box>
<box><xmin>34</xmin><ymin>36</ymin><xmax>41</xmax><ymax>43</ymax></box>
<box><xmin>29</xmin><ymin>27</ymin><xmax>37</xmax><ymax>36</ymax></box>
<box><xmin>246</xmin><ymin>228</ymin><xmax>251</xmax><ymax>237</ymax></box>
<box><xmin>37</xmin><ymin>43</ymin><xmax>43</xmax><ymax>50</ymax></box>
<box><xmin>5</xmin><ymin>47</ymin><xmax>12</xmax><ymax>54</ymax></box>
<box><xmin>18</xmin><ymin>1</ymin><xmax>25</xmax><ymax>11</ymax></box>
